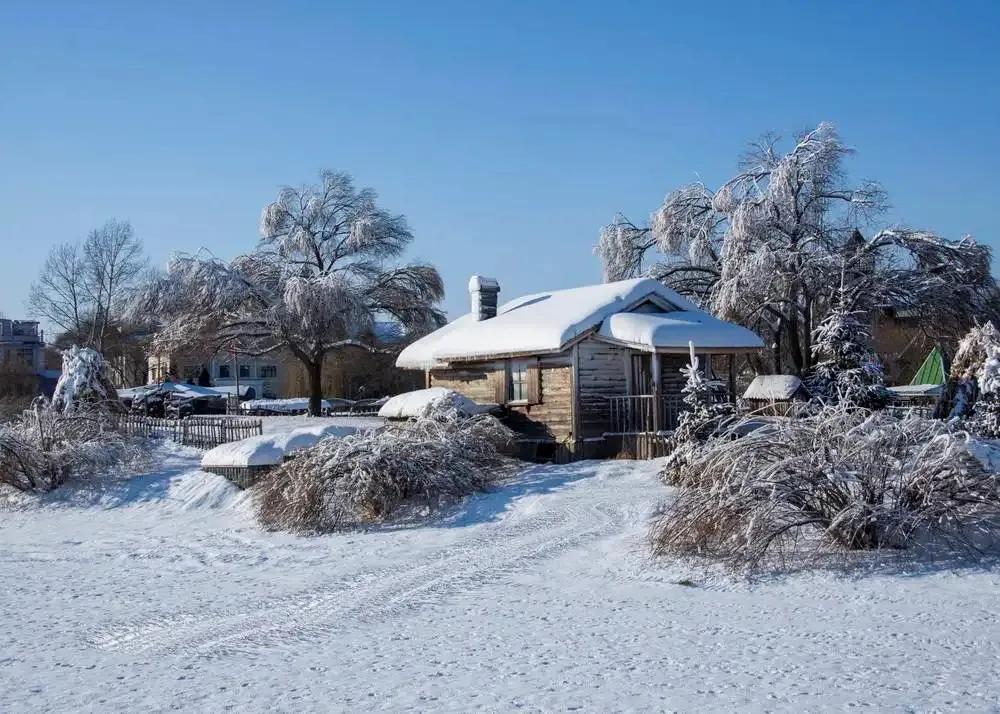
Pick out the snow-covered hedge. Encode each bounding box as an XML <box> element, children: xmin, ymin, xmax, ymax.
<box><xmin>255</xmin><ymin>402</ymin><xmax>518</xmax><ymax>532</ymax></box>
<box><xmin>654</xmin><ymin>405</ymin><xmax>1000</xmax><ymax>572</ymax></box>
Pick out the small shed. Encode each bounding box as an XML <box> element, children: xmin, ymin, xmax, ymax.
<box><xmin>742</xmin><ymin>375</ymin><xmax>807</xmax><ymax>414</ymax></box>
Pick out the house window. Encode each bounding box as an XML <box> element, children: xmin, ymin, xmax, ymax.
<box><xmin>509</xmin><ymin>360</ymin><xmax>530</xmax><ymax>403</ymax></box>
<box><xmin>218</xmin><ymin>365</ymin><xmax>231</xmax><ymax>379</ymax></box>
<box><xmin>182</xmin><ymin>365</ymin><xmax>200</xmax><ymax>381</ymax></box>
<box><xmin>239</xmin><ymin>365</ymin><xmax>251</xmax><ymax>379</ymax></box>
<box><xmin>259</xmin><ymin>365</ymin><xmax>277</xmax><ymax>378</ymax></box>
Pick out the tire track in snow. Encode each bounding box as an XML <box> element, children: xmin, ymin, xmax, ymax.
<box><xmin>90</xmin><ymin>461</ymin><xmax>649</xmax><ymax>658</ymax></box>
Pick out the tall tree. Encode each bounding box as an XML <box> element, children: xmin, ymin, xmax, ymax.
<box><xmin>82</xmin><ymin>219</ymin><xmax>146</xmax><ymax>351</ymax></box>
<box><xmin>27</xmin><ymin>242</ymin><xmax>88</xmax><ymax>337</ymax></box>
<box><xmin>135</xmin><ymin>170</ymin><xmax>445</xmax><ymax>415</ymax></box>
<box><xmin>28</xmin><ymin>219</ymin><xmax>146</xmax><ymax>351</ymax></box>
<box><xmin>597</xmin><ymin>123</ymin><xmax>997</xmax><ymax>374</ymax></box>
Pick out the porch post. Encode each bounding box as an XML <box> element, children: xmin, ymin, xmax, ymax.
<box><xmin>728</xmin><ymin>354</ymin><xmax>737</xmax><ymax>404</ymax></box>
<box><xmin>651</xmin><ymin>352</ymin><xmax>662</xmax><ymax>432</ymax></box>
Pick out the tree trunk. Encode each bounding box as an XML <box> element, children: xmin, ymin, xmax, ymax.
<box><xmin>802</xmin><ymin>297</ymin><xmax>813</xmax><ymax>372</ymax></box>
<box><xmin>307</xmin><ymin>360</ymin><xmax>323</xmax><ymax>416</ymax></box>
<box><xmin>773</xmin><ymin>320</ymin><xmax>783</xmax><ymax>374</ymax></box>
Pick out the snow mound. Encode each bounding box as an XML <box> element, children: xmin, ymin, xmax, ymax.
<box><xmin>378</xmin><ymin>388</ymin><xmax>488</xmax><ymax>419</ymax></box>
<box><xmin>201</xmin><ymin>422</ymin><xmax>375</xmax><ymax>468</ymax></box>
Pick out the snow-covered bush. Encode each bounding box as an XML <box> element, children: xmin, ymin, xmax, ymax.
<box><xmin>804</xmin><ymin>301</ymin><xmax>888</xmax><ymax>408</ymax></box>
<box><xmin>946</xmin><ymin>322</ymin><xmax>999</xmax><ymax>419</ymax></box>
<box><xmin>0</xmin><ymin>398</ymin><xmax>148</xmax><ymax>492</ymax></box>
<box><xmin>974</xmin><ymin>345</ymin><xmax>1000</xmax><ymax>438</ymax></box>
<box><xmin>51</xmin><ymin>346</ymin><xmax>122</xmax><ymax>414</ymax></box>
<box><xmin>653</xmin><ymin>405</ymin><xmax>1000</xmax><ymax>572</ymax></box>
<box><xmin>0</xmin><ymin>351</ymin><xmax>144</xmax><ymax>493</ymax></box>
<box><xmin>256</xmin><ymin>403</ymin><xmax>519</xmax><ymax>532</ymax></box>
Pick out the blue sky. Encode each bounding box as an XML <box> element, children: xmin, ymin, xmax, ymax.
<box><xmin>1</xmin><ymin>0</ymin><xmax>998</xmax><ymax>330</ymax></box>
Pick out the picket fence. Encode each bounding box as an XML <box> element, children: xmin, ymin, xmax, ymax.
<box><xmin>113</xmin><ymin>414</ymin><xmax>263</xmax><ymax>449</ymax></box>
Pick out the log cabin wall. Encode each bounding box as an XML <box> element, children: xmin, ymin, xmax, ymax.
<box><xmin>575</xmin><ymin>338</ymin><xmax>629</xmax><ymax>439</ymax></box>
<box><xmin>428</xmin><ymin>355</ymin><xmax>575</xmax><ymax>443</ymax></box>
<box><xmin>428</xmin><ymin>362</ymin><xmax>504</xmax><ymax>403</ymax></box>
<box><xmin>660</xmin><ymin>354</ymin><xmax>689</xmax><ymax>396</ymax></box>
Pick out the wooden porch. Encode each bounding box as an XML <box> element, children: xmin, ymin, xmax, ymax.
<box><xmin>605</xmin><ymin>394</ymin><xmax>686</xmax><ymax>434</ymax></box>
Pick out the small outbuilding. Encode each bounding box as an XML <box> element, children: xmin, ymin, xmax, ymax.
<box><xmin>396</xmin><ymin>276</ymin><xmax>764</xmax><ymax>459</ymax></box>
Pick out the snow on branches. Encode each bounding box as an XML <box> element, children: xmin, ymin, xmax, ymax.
<box><xmin>673</xmin><ymin>344</ymin><xmax>733</xmax><ymax>444</ymax></box>
<box><xmin>255</xmin><ymin>406</ymin><xmax>518</xmax><ymax>532</ymax></box>
<box><xmin>597</xmin><ymin>122</ymin><xmax>999</xmax><ymax>373</ymax></box>
<box><xmin>134</xmin><ymin>170</ymin><xmax>446</xmax><ymax>415</ymax></box>
<box><xmin>51</xmin><ymin>346</ymin><xmax>121</xmax><ymax>414</ymax></box>
<box><xmin>804</xmin><ymin>293</ymin><xmax>888</xmax><ymax>408</ymax></box>
<box><xmin>654</xmin><ymin>405</ymin><xmax>1000</xmax><ymax>572</ymax></box>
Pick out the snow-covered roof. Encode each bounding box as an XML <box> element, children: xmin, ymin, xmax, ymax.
<box><xmin>888</xmin><ymin>383</ymin><xmax>943</xmax><ymax>398</ymax></box>
<box><xmin>598</xmin><ymin>312</ymin><xmax>764</xmax><ymax>352</ymax></box>
<box><xmin>397</xmin><ymin>278</ymin><xmax>760</xmax><ymax>369</ymax></box>
<box><xmin>743</xmin><ymin>375</ymin><xmax>804</xmax><ymax>401</ymax></box>
<box><xmin>117</xmin><ymin>383</ymin><xmax>254</xmax><ymax>400</ymax></box>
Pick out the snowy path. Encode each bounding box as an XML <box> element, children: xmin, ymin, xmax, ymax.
<box><xmin>1</xmin><ymin>445</ymin><xmax>999</xmax><ymax>711</ymax></box>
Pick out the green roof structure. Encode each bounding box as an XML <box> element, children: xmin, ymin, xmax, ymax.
<box><xmin>909</xmin><ymin>345</ymin><xmax>947</xmax><ymax>386</ymax></box>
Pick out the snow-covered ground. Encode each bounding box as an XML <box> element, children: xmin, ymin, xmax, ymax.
<box><xmin>1</xmin><ymin>444</ymin><xmax>999</xmax><ymax>711</ymax></box>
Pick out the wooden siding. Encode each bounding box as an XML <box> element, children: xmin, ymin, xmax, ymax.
<box><xmin>429</xmin><ymin>362</ymin><xmax>505</xmax><ymax>403</ymax></box>
<box><xmin>429</xmin><ymin>356</ymin><xmax>574</xmax><ymax>443</ymax></box>
<box><xmin>660</xmin><ymin>354</ymin><xmax>689</xmax><ymax>396</ymax></box>
<box><xmin>505</xmin><ymin>359</ymin><xmax>573</xmax><ymax>441</ymax></box>
<box><xmin>575</xmin><ymin>338</ymin><xmax>629</xmax><ymax>439</ymax></box>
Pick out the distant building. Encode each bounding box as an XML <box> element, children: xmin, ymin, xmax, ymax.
<box><xmin>0</xmin><ymin>319</ymin><xmax>52</xmax><ymax>396</ymax></box>
<box><xmin>0</xmin><ymin>319</ymin><xmax>45</xmax><ymax>374</ymax></box>
<box><xmin>148</xmin><ymin>351</ymin><xmax>285</xmax><ymax>401</ymax></box>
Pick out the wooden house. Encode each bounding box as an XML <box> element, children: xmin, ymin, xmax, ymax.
<box><xmin>396</xmin><ymin>276</ymin><xmax>764</xmax><ymax>459</ymax></box>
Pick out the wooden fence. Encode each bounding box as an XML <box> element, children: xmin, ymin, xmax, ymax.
<box><xmin>113</xmin><ymin>414</ymin><xmax>263</xmax><ymax>449</ymax></box>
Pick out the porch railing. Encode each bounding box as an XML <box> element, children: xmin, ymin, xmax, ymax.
<box><xmin>607</xmin><ymin>394</ymin><xmax>686</xmax><ymax>435</ymax></box>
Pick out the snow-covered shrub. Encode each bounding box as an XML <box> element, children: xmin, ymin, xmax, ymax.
<box><xmin>804</xmin><ymin>301</ymin><xmax>888</xmax><ymax>409</ymax></box>
<box><xmin>0</xmin><ymin>399</ymin><xmax>148</xmax><ymax>492</ymax></box>
<box><xmin>255</xmin><ymin>404</ymin><xmax>519</xmax><ymax>532</ymax></box>
<box><xmin>0</xmin><ymin>352</ymin><xmax>145</xmax><ymax>493</ymax></box>
<box><xmin>945</xmin><ymin>322</ymin><xmax>999</xmax><ymax>419</ymax></box>
<box><xmin>51</xmin><ymin>346</ymin><xmax>122</xmax><ymax>414</ymax></box>
<box><xmin>974</xmin><ymin>346</ymin><xmax>1000</xmax><ymax>438</ymax></box>
<box><xmin>653</xmin><ymin>405</ymin><xmax>1000</xmax><ymax>572</ymax></box>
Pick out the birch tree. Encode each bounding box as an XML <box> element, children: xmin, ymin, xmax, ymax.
<box><xmin>135</xmin><ymin>170</ymin><xmax>445</xmax><ymax>415</ymax></box>
<box><xmin>597</xmin><ymin>123</ymin><xmax>998</xmax><ymax>374</ymax></box>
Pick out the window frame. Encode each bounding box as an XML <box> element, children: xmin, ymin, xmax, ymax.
<box><xmin>507</xmin><ymin>359</ymin><xmax>531</xmax><ymax>405</ymax></box>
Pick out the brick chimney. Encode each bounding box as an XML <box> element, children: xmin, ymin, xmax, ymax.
<box><xmin>469</xmin><ymin>275</ymin><xmax>500</xmax><ymax>321</ymax></box>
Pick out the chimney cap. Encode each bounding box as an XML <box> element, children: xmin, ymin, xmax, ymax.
<box><xmin>468</xmin><ymin>275</ymin><xmax>500</xmax><ymax>293</ymax></box>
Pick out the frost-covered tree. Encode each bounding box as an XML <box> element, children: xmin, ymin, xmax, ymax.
<box><xmin>673</xmin><ymin>344</ymin><xmax>733</xmax><ymax>443</ymax></box>
<box><xmin>946</xmin><ymin>322</ymin><xmax>1000</xmax><ymax>419</ymax></box>
<box><xmin>804</xmin><ymin>284</ymin><xmax>888</xmax><ymax>408</ymax></box>
<box><xmin>51</xmin><ymin>346</ymin><xmax>121</xmax><ymax>414</ymax></box>
<box><xmin>597</xmin><ymin>123</ymin><xmax>998</xmax><ymax>374</ymax></box>
<box><xmin>135</xmin><ymin>170</ymin><xmax>445</xmax><ymax>415</ymax></box>
<box><xmin>976</xmin><ymin>347</ymin><xmax>1000</xmax><ymax>438</ymax></box>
